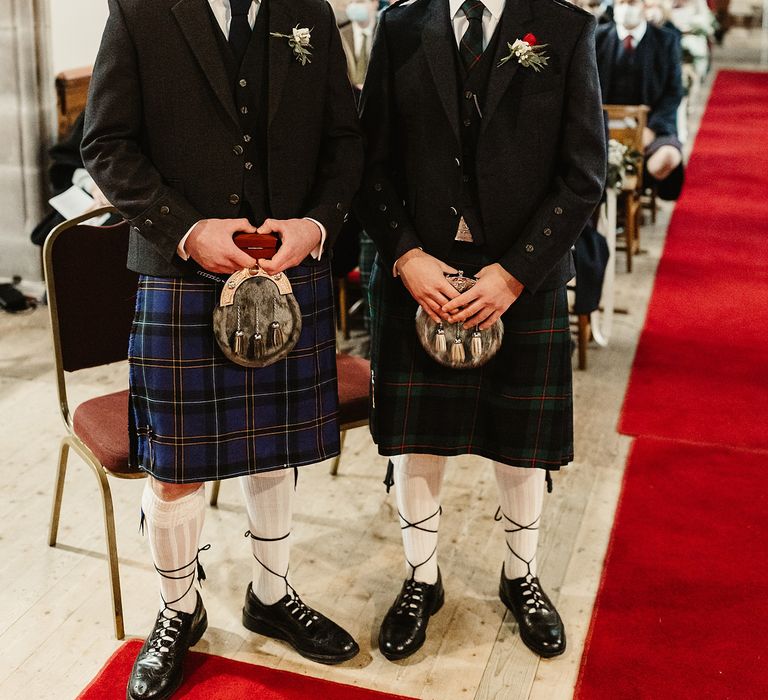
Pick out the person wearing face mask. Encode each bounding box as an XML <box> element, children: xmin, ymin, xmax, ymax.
<box><xmin>596</xmin><ymin>0</ymin><xmax>685</xmax><ymax>200</ymax></box>
<box><xmin>645</xmin><ymin>0</ymin><xmax>681</xmax><ymax>37</ymax></box>
<box><xmin>341</xmin><ymin>0</ymin><xmax>380</xmax><ymax>90</ymax></box>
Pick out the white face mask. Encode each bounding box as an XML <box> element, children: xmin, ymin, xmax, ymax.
<box><xmin>346</xmin><ymin>2</ymin><xmax>371</xmax><ymax>23</ymax></box>
<box><xmin>645</xmin><ymin>6</ymin><xmax>664</xmax><ymax>24</ymax></box>
<box><xmin>614</xmin><ymin>3</ymin><xmax>645</xmax><ymax>29</ymax></box>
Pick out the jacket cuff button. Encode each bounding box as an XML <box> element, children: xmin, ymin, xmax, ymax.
<box><xmin>160</xmin><ymin>206</ymin><xmax>170</xmax><ymax>215</ymax></box>
<box><xmin>525</xmin><ymin>243</ymin><xmax>534</xmax><ymax>253</ymax></box>
<box><xmin>374</xmin><ymin>183</ymin><xmax>383</xmax><ymax>192</ymax></box>
<box><xmin>144</xmin><ymin>219</ymin><xmax>153</xmax><ymax>227</ymax></box>
<box><xmin>390</xmin><ymin>221</ymin><xmax>399</xmax><ymax>229</ymax></box>
<box><xmin>554</xmin><ymin>206</ymin><xmax>563</xmax><ymax>215</ymax></box>
<box><xmin>543</xmin><ymin>228</ymin><xmax>552</xmax><ymax>236</ymax></box>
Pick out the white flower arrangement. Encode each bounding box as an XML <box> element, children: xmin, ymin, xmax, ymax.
<box><xmin>607</xmin><ymin>139</ymin><xmax>641</xmax><ymax>189</ymax></box>
<box><xmin>498</xmin><ymin>34</ymin><xmax>550</xmax><ymax>72</ymax></box>
<box><xmin>270</xmin><ymin>25</ymin><xmax>313</xmax><ymax>65</ymax></box>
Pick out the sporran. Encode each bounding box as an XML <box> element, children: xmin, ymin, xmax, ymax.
<box><xmin>415</xmin><ymin>271</ymin><xmax>503</xmax><ymax>369</ymax></box>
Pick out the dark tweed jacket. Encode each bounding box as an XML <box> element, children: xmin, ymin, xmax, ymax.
<box><xmin>81</xmin><ymin>0</ymin><xmax>363</xmax><ymax>277</ymax></box>
<box><xmin>596</xmin><ymin>22</ymin><xmax>684</xmax><ymax>139</ymax></box>
<box><xmin>356</xmin><ymin>0</ymin><xmax>607</xmax><ymax>294</ymax></box>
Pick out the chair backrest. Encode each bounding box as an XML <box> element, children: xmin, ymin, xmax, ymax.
<box><xmin>603</xmin><ymin>104</ymin><xmax>649</xmax><ymax>153</ymax></box>
<box><xmin>55</xmin><ymin>66</ymin><xmax>92</xmax><ymax>141</ymax></box>
<box><xmin>44</xmin><ymin>209</ymin><xmax>137</xmax><ymax>378</ymax></box>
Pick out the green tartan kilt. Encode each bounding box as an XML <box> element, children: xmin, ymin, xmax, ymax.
<box><xmin>368</xmin><ymin>256</ymin><xmax>574</xmax><ymax>470</ymax></box>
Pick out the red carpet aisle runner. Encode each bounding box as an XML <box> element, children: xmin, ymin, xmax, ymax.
<box><xmin>618</xmin><ymin>71</ymin><xmax>768</xmax><ymax>449</ymax></box>
<box><xmin>575</xmin><ymin>440</ymin><xmax>768</xmax><ymax>699</ymax></box>
<box><xmin>577</xmin><ymin>71</ymin><xmax>768</xmax><ymax>699</ymax></box>
<box><xmin>78</xmin><ymin>640</ymin><xmax>416</xmax><ymax>700</ymax></box>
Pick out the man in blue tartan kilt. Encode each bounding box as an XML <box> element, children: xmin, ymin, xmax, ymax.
<box><xmin>82</xmin><ymin>1</ymin><xmax>363</xmax><ymax>697</ymax></box>
<box><xmin>357</xmin><ymin>0</ymin><xmax>606</xmax><ymax>660</ymax></box>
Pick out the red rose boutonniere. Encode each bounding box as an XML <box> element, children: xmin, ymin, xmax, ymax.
<box><xmin>498</xmin><ymin>33</ymin><xmax>550</xmax><ymax>72</ymax></box>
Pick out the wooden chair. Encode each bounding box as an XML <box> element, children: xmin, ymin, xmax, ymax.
<box><xmin>55</xmin><ymin>66</ymin><xmax>92</xmax><ymax>141</ymax></box>
<box><xmin>603</xmin><ymin>104</ymin><xmax>649</xmax><ymax>273</ymax></box>
<box><xmin>209</xmin><ymin>352</ymin><xmax>370</xmax><ymax>506</ymax></box>
<box><xmin>43</xmin><ymin>207</ymin><xmax>142</xmax><ymax>640</ymax></box>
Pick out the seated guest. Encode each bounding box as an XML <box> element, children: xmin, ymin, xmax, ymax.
<box><xmin>596</xmin><ymin>0</ymin><xmax>686</xmax><ymax>200</ymax></box>
<box><xmin>670</xmin><ymin>0</ymin><xmax>715</xmax><ymax>80</ymax></box>
<box><xmin>645</xmin><ymin>0</ymin><xmax>682</xmax><ymax>39</ymax></box>
<box><xmin>340</xmin><ymin>0</ymin><xmax>379</xmax><ymax>91</ymax></box>
<box><xmin>30</xmin><ymin>112</ymin><xmax>118</xmax><ymax>246</ymax></box>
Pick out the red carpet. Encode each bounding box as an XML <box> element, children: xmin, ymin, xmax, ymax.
<box><xmin>578</xmin><ymin>71</ymin><xmax>768</xmax><ymax>699</ymax></box>
<box><xmin>619</xmin><ymin>71</ymin><xmax>768</xmax><ymax>450</ymax></box>
<box><xmin>575</xmin><ymin>439</ymin><xmax>768</xmax><ymax>700</ymax></box>
<box><xmin>78</xmin><ymin>640</ymin><xmax>415</xmax><ymax>700</ymax></box>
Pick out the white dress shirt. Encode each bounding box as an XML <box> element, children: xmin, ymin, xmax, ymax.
<box><xmin>352</xmin><ymin>19</ymin><xmax>375</xmax><ymax>59</ymax></box>
<box><xmin>178</xmin><ymin>0</ymin><xmax>326</xmax><ymax>262</ymax></box>
<box><xmin>615</xmin><ymin>20</ymin><xmax>648</xmax><ymax>47</ymax></box>
<box><xmin>449</xmin><ymin>0</ymin><xmax>506</xmax><ymax>49</ymax></box>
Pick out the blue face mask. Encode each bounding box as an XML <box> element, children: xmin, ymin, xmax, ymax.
<box><xmin>346</xmin><ymin>2</ymin><xmax>371</xmax><ymax>23</ymax></box>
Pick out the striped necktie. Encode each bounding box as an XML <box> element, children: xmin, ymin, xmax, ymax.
<box><xmin>459</xmin><ymin>0</ymin><xmax>486</xmax><ymax>73</ymax></box>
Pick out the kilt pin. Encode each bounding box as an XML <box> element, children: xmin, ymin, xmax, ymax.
<box><xmin>129</xmin><ymin>262</ymin><xmax>340</xmax><ymax>484</ymax></box>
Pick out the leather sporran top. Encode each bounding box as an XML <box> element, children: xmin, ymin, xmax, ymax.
<box><xmin>210</xmin><ymin>234</ymin><xmax>301</xmax><ymax>368</ymax></box>
<box><xmin>415</xmin><ymin>272</ymin><xmax>504</xmax><ymax>369</ymax></box>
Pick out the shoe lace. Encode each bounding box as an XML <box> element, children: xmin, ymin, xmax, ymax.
<box><xmin>396</xmin><ymin>579</ymin><xmax>429</xmax><ymax>618</ymax></box>
<box><xmin>147</xmin><ymin>614</ymin><xmax>184</xmax><ymax>657</ymax></box>
<box><xmin>283</xmin><ymin>594</ymin><xmax>321</xmax><ymax>628</ymax></box>
<box><xmin>519</xmin><ymin>574</ymin><xmax>549</xmax><ymax>614</ymax></box>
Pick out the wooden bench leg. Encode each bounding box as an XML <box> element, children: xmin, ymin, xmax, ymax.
<box><xmin>578</xmin><ymin>314</ymin><xmax>590</xmax><ymax>371</ymax></box>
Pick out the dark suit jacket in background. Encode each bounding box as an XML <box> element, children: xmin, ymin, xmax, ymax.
<box><xmin>356</xmin><ymin>0</ymin><xmax>606</xmax><ymax>294</ymax></box>
<box><xmin>82</xmin><ymin>0</ymin><xmax>363</xmax><ymax>278</ymax></box>
<box><xmin>596</xmin><ymin>22</ymin><xmax>684</xmax><ymax>138</ymax></box>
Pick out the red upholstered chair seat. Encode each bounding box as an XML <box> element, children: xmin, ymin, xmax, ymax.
<box><xmin>72</xmin><ymin>389</ymin><xmax>139</xmax><ymax>475</ymax></box>
<box><xmin>336</xmin><ymin>353</ymin><xmax>370</xmax><ymax>427</ymax></box>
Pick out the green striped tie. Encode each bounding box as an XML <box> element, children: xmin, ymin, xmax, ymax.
<box><xmin>459</xmin><ymin>0</ymin><xmax>486</xmax><ymax>73</ymax></box>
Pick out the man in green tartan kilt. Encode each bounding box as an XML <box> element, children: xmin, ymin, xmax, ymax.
<box><xmin>356</xmin><ymin>0</ymin><xmax>606</xmax><ymax>660</ymax></box>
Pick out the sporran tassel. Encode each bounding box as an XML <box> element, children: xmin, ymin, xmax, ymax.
<box><xmin>251</xmin><ymin>332</ymin><xmax>265</xmax><ymax>359</ymax></box>
<box><xmin>435</xmin><ymin>324</ymin><xmax>447</xmax><ymax>353</ymax></box>
<box><xmin>233</xmin><ymin>330</ymin><xmax>245</xmax><ymax>355</ymax></box>
<box><xmin>269</xmin><ymin>321</ymin><xmax>284</xmax><ymax>348</ymax></box>
<box><xmin>450</xmin><ymin>336</ymin><xmax>465</xmax><ymax>363</ymax></box>
<box><xmin>269</xmin><ymin>297</ymin><xmax>283</xmax><ymax>348</ymax></box>
<box><xmin>470</xmin><ymin>329</ymin><xmax>483</xmax><ymax>359</ymax></box>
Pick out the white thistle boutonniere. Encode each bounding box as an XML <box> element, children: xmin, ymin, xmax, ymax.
<box><xmin>498</xmin><ymin>33</ymin><xmax>550</xmax><ymax>72</ymax></box>
<box><xmin>270</xmin><ymin>25</ymin><xmax>313</xmax><ymax>66</ymax></box>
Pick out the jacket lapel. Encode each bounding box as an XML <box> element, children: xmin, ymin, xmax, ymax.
<box><xmin>422</xmin><ymin>0</ymin><xmax>461</xmax><ymax>145</ymax></box>
<box><xmin>267</xmin><ymin>0</ymin><xmax>295</xmax><ymax>127</ymax></box>
<box><xmin>481</xmin><ymin>0</ymin><xmax>534</xmax><ymax>134</ymax></box>
<box><xmin>172</xmin><ymin>0</ymin><xmax>239</xmax><ymax>131</ymax></box>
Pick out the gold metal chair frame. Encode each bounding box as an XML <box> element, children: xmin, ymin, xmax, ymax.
<box><xmin>44</xmin><ymin>206</ymin><xmax>144</xmax><ymax>641</ymax></box>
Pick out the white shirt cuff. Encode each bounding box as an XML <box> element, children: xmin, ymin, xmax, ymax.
<box><xmin>177</xmin><ymin>221</ymin><xmax>201</xmax><ymax>261</ymax></box>
<box><xmin>303</xmin><ymin>218</ymin><xmax>326</xmax><ymax>260</ymax></box>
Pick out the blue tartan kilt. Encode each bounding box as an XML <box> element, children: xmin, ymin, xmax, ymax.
<box><xmin>369</xmin><ymin>253</ymin><xmax>574</xmax><ymax>471</ymax></box>
<box><xmin>128</xmin><ymin>262</ymin><xmax>340</xmax><ymax>483</ymax></box>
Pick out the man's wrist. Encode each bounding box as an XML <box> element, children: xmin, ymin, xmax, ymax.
<box><xmin>177</xmin><ymin>220</ymin><xmax>203</xmax><ymax>261</ymax></box>
<box><xmin>393</xmin><ymin>247</ymin><xmax>424</xmax><ymax>277</ymax></box>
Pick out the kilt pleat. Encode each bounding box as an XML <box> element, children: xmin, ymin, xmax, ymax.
<box><xmin>368</xmin><ymin>256</ymin><xmax>573</xmax><ymax>470</ymax></box>
<box><xmin>128</xmin><ymin>262</ymin><xmax>339</xmax><ymax>483</ymax></box>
